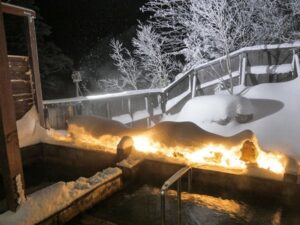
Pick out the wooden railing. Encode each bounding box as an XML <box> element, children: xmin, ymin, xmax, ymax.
<box><xmin>43</xmin><ymin>42</ymin><xmax>300</xmax><ymax>129</ymax></box>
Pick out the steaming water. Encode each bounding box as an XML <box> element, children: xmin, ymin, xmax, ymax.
<box><xmin>69</xmin><ymin>185</ymin><xmax>300</xmax><ymax>225</ymax></box>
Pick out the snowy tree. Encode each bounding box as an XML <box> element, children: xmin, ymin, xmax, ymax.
<box><xmin>140</xmin><ymin>0</ymin><xmax>295</xmax><ymax>94</ymax></box>
<box><xmin>141</xmin><ymin>0</ymin><xmax>190</xmax><ymax>55</ymax></box>
<box><xmin>290</xmin><ymin>0</ymin><xmax>300</xmax><ymax>16</ymax></box>
<box><xmin>107</xmin><ymin>25</ymin><xmax>181</xmax><ymax>91</ymax></box>
<box><xmin>183</xmin><ymin>0</ymin><xmax>254</xmax><ymax>94</ymax></box>
<box><xmin>133</xmin><ymin>24</ymin><xmax>180</xmax><ymax>88</ymax></box>
<box><xmin>100</xmin><ymin>39</ymin><xmax>141</xmax><ymax>91</ymax></box>
<box><xmin>248</xmin><ymin>0</ymin><xmax>294</xmax><ymax>44</ymax></box>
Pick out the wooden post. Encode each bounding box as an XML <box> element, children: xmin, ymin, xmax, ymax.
<box><xmin>106</xmin><ymin>102</ymin><xmax>111</xmax><ymax>119</ymax></box>
<box><xmin>191</xmin><ymin>71</ymin><xmax>197</xmax><ymax>98</ymax></box>
<box><xmin>239</xmin><ymin>53</ymin><xmax>247</xmax><ymax>86</ymax></box>
<box><xmin>25</xmin><ymin>15</ymin><xmax>45</xmax><ymax>127</ymax></box>
<box><xmin>144</xmin><ymin>96</ymin><xmax>150</xmax><ymax>127</ymax></box>
<box><xmin>0</xmin><ymin>1</ymin><xmax>25</xmax><ymax>212</ymax></box>
<box><xmin>127</xmin><ymin>98</ymin><xmax>133</xmax><ymax>127</ymax></box>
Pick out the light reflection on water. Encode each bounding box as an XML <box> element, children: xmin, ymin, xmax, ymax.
<box><xmin>72</xmin><ymin>185</ymin><xmax>300</xmax><ymax>225</ymax></box>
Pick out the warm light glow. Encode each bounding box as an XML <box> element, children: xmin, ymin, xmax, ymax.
<box><xmin>185</xmin><ymin>145</ymin><xmax>246</xmax><ymax>170</ymax></box>
<box><xmin>256</xmin><ymin>151</ymin><xmax>285</xmax><ymax>174</ymax></box>
<box><xmin>132</xmin><ymin>135</ymin><xmax>286</xmax><ymax>174</ymax></box>
<box><xmin>48</xmin><ymin>127</ymin><xmax>287</xmax><ymax>175</ymax></box>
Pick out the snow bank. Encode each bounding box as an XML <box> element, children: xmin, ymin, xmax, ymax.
<box><xmin>247</xmin><ymin>64</ymin><xmax>293</xmax><ymax>74</ymax></box>
<box><xmin>117</xmin><ymin>156</ymin><xmax>142</xmax><ymax>168</ymax></box>
<box><xmin>0</xmin><ymin>167</ymin><xmax>121</xmax><ymax>225</ymax></box>
<box><xmin>175</xmin><ymin>95</ymin><xmax>253</xmax><ymax>125</ymax></box>
<box><xmin>166</xmin><ymin>76</ymin><xmax>300</xmax><ymax>159</ymax></box>
<box><xmin>17</xmin><ymin>106</ymin><xmax>46</xmax><ymax>148</ymax></box>
<box><xmin>112</xmin><ymin>114</ymin><xmax>132</xmax><ymax>124</ymax></box>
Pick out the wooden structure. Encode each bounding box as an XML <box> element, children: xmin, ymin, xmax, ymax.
<box><xmin>0</xmin><ymin>1</ymin><xmax>44</xmax><ymax>211</ymax></box>
<box><xmin>44</xmin><ymin>43</ymin><xmax>300</xmax><ymax>130</ymax></box>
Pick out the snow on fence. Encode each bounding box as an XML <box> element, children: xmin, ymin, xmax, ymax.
<box><xmin>43</xmin><ymin>42</ymin><xmax>300</xmax><ymax>129</ymax></box>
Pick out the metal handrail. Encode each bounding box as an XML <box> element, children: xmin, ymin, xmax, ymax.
<box><xmin>161</xmin><ymin>166</ymin><xmax>192</xmax><ymax>225</ymax></box>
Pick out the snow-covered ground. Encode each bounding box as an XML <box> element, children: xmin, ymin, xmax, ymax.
<box><xmin>166</xmin><ymin>76</ymin><xmax>300</xmax><ymax>159</ymax></box>
<box><xmin>18</xmin><ymin>73</ymin><xmax>300</xmax><ymax>161</ymax></box>
<box><xmin>0</xmin><ymin>167</ymin><xmax>121</xmax><ymax>225</ymax></box>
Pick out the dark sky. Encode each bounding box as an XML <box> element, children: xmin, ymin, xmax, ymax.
<box><xmin>36</xmin><ymin>0</ymin><xmax>148</xmax><ymax>65</ymax></box>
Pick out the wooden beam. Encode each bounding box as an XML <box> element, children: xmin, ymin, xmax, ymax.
<box><xmin>1</xmin><ymin>2</ymin><xmax>35</xmax><ymax>17</ymax></box>
<box><xmin>25</xmin><ymin>16</ymin><xmax>45</xmax><ymax>127</ymax></box>
<box><xmin>0</xmin><ymin>1</ymin><xmax>25</xmax><ymax>212</ymax></box>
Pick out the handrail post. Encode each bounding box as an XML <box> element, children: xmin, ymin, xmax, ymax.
<box><xmin>161</xmin><ymin>190</ymin><xmax>166</xmax><ymax>225</ymax></box>
<box><xmin>160</xmin><ymin>166</ymin><xmax>191</xmax><ymax>225</ymax></box>
<box><xmin>191</xmin><ymin>70</ymin><xmax>197</xmax><ymax>98</ymax></box>
<box><xmin>177</xmin><ymin>178</ymin><xmax>182</xmax><ymax>225</ymax></box>
<box><xmin>188</xmin><ymin>168</ymin><xmax>192</xmax><ymax>192</ymax></box>
<box><xmin>240</xmin><ymin>52</ymin><xmax>247</xmax><ymax>86</ymax></box>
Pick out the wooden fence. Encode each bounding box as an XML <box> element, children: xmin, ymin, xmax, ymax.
<box><xmin>8</xmin><ymin>55</ymin><xmax>35</xmax><ymax>119</ymax></box>
<box><xmin>43</xmin><ymin>43</ymin><xmax>300</xmax><ymax>129</ymax></box>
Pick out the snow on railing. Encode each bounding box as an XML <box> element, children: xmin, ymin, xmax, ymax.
<box><xmin>43</xmin><ymin>42</ymin><xmax>300</xmax><ymax>129</ymax></box>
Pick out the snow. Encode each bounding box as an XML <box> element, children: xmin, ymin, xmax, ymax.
<box><xmin>166</xmin><ymin>89</ymin><xmax>191</xmax><ymax>111</ymax></box>
<box><xmin>153</xmin><ymin>106</ymin><xmax>162</xmax><ymax>116</ymax></box>
<box><xmin>116</xmin><ymin>156</ymin><xmax>142</xmax><ymax>168</ymax></box>
<box><xmin>200</xmin><ymin>71</ymin><xmax>240</xmax><ymax>89</ymax></box>
<box><xmin>167</xmin><ymin>76</ymin><xmax>300</xmax><ymax>159</ymax></box>
<box><xmin>192</xmin><ymin>42</ymin><xmax>300</xmax><ymax>71</ymax></box>
<box><xmin>247</xmin><ymin>64</ymin><xmax>293</xmax><ymax>74</ymax></box>
<box><xmin>175</xmin><ymin>95</ymin><xmax>253</xmax><ymax>125</ymax></box>
<box><xmin>43</xmin><ymin>88</ymin><xmax>161</xmax><ymax>105</ymax></box>
<box><xmin>15</xmin><ymin>174</ymin><xmax>26</xmax><ymax>205</ymax></box>
<box><xmin>0</xmin><ymin>167</ymin><xmax>121</xmax><ymax>225</ymax></box>
<box><xmin>112</xmin><ymin>114</ymin><xmax>132</xmax><ymax>124</ymax></box>
<box><xmin>132</xmin><ymin>110</ymin><xmax>150</xmax><ymax>121</ymax></box>
<box><xmin>16</xmin><ymin>106</ymin><xmax>45</xmax><ymax>148</ymax></box>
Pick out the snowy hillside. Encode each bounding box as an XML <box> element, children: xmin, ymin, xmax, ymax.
<box><xmin>168</xmin><ymin>77</ymin><xmax>300</xmax><ymax>159</ymax></box>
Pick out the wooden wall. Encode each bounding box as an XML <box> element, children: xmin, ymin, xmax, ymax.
<box><xmin>8</xmin><ymin>55</ymin><xmax>34</xmax><ymax>120</ymax></box>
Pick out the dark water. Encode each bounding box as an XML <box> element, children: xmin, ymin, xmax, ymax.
<box><xmin>69</xmin><ymin>185</ymin><xmax>300</xmax><ymax>225</ymax></box>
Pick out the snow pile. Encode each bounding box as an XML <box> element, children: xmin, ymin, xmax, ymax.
<box><xmin>174</xmin><ymin>95</ymin><xmax>253</xmax><ymax>125</ymax></box>
<box><xmin>16</xmin><ymin>106</ymin><xmax>45</xmax><ymax>148</ymax></box>
<box><xmin>15</xmin><ymin>174</ymin><xmax>26</xmax><ymax>205</ymax></box>
<box><xmin>248</xmin><ymin>64</ymin><xmax>293</xmax><ymax>74</ymax></box>
<box><xmin>117</xmin><ymin>156</ymin><xmax>142</xmax><ymax>168</ymax></box>
<box><xmin>166</xmin><ymin>76</ymin><xmax>300</xmax><ymax>159</ymax></box>
<box><xmin>0</xmin><ymin>167</ymin><xmax>121</xmax><ymax>225</ymax></box>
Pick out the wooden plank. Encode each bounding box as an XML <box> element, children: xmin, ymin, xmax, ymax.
<box><xmin>1</xmin><ymin>2</ymin><xmax>35</xmax><ymax>17</ymax></box>
<box><xmin>0</xmin><ymin>1</ymin><xmax>25</xmax><ymax>212</ymax></box>
<box><xmin>14</xmin><ymin>99</ymin><xmax>34</xmax><ymax>120</ymax></box>
<box><xmin>7</xmin><ymin>55</ymin><xmax>28</xmax><ymax>62</ymax></box>
<box><xmin>25</xmin><ymin>16</ymin><xmax>45</xmax><ymax>127</ymax></box>
<box><xmin>9</xmin><ymin>71</ymin><xmax>30</xmax><ymax>80</ymax></box>
<box><xmin>8</xmin><ymin>64</ymin><xmax>29</xmax><ymax>74</ymax></box>
<box><xmin>11</xmin><ymin>81</ymin><xmax>31</xmax><ymax>94</ymax></box>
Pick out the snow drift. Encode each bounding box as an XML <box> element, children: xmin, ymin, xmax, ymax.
<box><xmin>167</xmin><ymin>76</ymin><xmax>300</xmax><ymax>159</ymax></box>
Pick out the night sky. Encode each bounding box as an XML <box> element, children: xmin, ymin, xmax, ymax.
<box><xmin>36</xmin><ymin>0</ymin><xmax>148</xmax><ymax>66</ymax></box>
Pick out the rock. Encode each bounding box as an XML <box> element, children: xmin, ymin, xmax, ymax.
<box><xmin>240</xmin><ymin>140</ymin><xmax>257</xmax><ymax>163</ymax></box>
<box><xmin>116</xmin><ymin>136</ymin><xmax>134</xmax><ymax>162</ymax></box>
<box><xmin>236</xmin><ymin>113</ymin><xmax>253</xmax><ymax>123</ymax></box>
